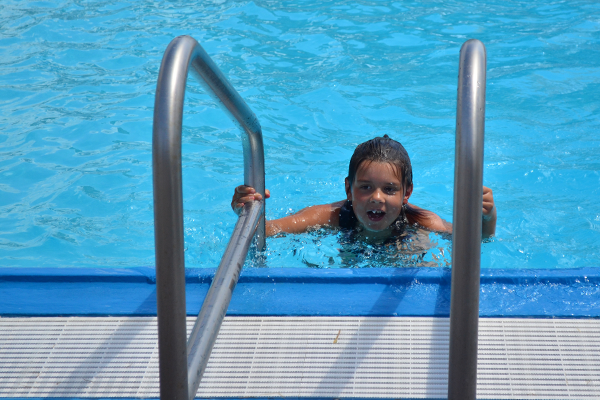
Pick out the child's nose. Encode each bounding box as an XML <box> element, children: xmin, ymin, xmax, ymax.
<box><xmin>370</xmin><ymin>189</ymin><xmax>384</xmax><ymax>202</ymax></box>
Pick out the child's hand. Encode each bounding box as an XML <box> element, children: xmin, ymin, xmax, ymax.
<box><xmin>482</xmin><ymin>186</ymin><xmax>495</xmax><ymax>221</ymax></box>
<box><xmin>482</xmin><ymin>186</ymin><xmax>496</xmax><ymax>237</ymax></box>
<box><xmin>483</xmin><ymin>186</ymin><xmax>495</xmax><ymax>219</ymax></box>
<box><xmin>231</xmin><ymin>185</ymin><xmax>270</xmax><ymax>216</ymax></box>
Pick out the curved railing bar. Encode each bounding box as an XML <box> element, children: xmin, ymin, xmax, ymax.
<box><xmin>447</xmin><ymin>39</ymin><xmax>486</xmax><ymax>400</ymax></box>
<box><xmin>187</xmin><ymin>199</ymin><xmax>263</xmax><ymax>398</ymax></box>
<box><xmin>152</xmin><ymin>35</ymin><xmax>265</xmax><ymax>400</ymax></box>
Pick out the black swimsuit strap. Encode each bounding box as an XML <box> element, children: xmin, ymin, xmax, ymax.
<box><xmin>339</xmin><ymin>200</ymin><xmax>357</xmax><ymax>229</ymax></box>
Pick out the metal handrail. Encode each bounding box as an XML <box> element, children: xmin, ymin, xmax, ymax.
<box><xmin>152</xmin><ymin>35</ymin><xmax>265</xmax><ymax>400</ymax></box>
<box><xmin>187</xmin><ymin>199</ymin><xmax>263</xmax><ymax>397</ymax></box>
<box><xmin>448</xmin><ymin>39</ymin><xmax>487</xmax><ymax>400</ymax></box>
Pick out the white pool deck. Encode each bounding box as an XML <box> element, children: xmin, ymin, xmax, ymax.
<box><xmin>1</xmin><ymin>316</ymin><xmax>599</xmax><ymax>399</ymax></box>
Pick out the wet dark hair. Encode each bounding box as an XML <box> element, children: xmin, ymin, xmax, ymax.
<box><xmin>347</xmin><ymin>135</ymin><xmax>413</xmax><ymax>190</ymax></box>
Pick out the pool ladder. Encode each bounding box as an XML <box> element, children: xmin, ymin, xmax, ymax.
<box><xmin>152</xmin><ymin>35</ymin><xmax>486</xmax><ymax>400</ymax></box>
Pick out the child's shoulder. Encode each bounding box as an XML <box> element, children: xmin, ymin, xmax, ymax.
<box><xmin>297</xmin><ymin>200</ymin><xmax>346</xmax><ymax>226</ymax></box>
<box><xmin>406</xmin><ymin>203</ymin><xmax>452</xmax><ymax>233</ymax></box>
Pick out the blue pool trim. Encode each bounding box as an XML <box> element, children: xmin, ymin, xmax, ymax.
<box><xmin>1</xmin><ymin>267</ymin><xmax>599</xmax><ymax>318</ymax></box>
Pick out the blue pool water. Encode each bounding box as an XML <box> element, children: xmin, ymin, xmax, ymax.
<box><xmin>1</xmin><ymin>1</ymin><xmax>599</xmax><ymax>270</ymax></box>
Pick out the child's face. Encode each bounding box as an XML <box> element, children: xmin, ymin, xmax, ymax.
<box><xmin>345</xmin><ymin>161</ymin><xmax>412</xmax><ymax>233</ymax></box>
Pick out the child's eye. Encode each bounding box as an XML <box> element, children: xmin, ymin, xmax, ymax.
<box><xmin>384</xmin><ymin>187</ymin><xmax>398</xmax><ymax>194</ymax></box>
<box><xmin>359</xmin><ymin>185</ymin><xmax>371</xmax><ymax>190</ymax></box>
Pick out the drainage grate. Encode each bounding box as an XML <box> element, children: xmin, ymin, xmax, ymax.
<box><xmin>1</xmin><ymin>317</ymin><xmax>599</xmax><ymax>398</ymax></box>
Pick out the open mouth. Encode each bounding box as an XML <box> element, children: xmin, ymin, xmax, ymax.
<box><xmin>367</xmin><ymin>210</ymin><xmax>386</xmax><ymax>222</ymax></box>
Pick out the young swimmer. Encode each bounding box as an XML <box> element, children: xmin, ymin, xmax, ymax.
<box><xmin>231</xmin><ymin>135</ymin><xmax>497</xmax><ymax>239</ymax></box>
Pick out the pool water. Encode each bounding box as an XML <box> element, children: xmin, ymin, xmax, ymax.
<box><xmin>1</xmin><ymin>1</ymin><xmax>599</xmax><ymax>269</ymax></box>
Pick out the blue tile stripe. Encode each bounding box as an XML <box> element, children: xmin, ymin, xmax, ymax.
<box><xmin>1</xmin><ymin>267</ymin><xmax>599</xmax><ymax>318</ymax></box>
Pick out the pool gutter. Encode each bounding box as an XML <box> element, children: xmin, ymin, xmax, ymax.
<box><xmin>1</xmin><ymin>267</ymin><xmax>598</xmax><ymax>318</ymax></box>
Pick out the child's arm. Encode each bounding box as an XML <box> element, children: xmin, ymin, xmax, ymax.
<box><xmin>266</xmin><ymin>202</ymin><xmax>344</xmax><ymax>236</ymax></box>
<box><xmin>231</xmin><ymin>185</ymin><xmax>343</xmax><ymax>237</ymax></box>
<box><xmin>407</xmin><ymin>186</ymin><xmax>496</xmax><ymax>238</ymax></box>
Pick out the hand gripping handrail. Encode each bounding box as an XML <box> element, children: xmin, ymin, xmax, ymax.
<box><xmin>448</xmin><ymin>39</ymin><xmax>486</xmax><ymax>400</ymax></box>
<box><xmin>152</xmin><ymin>35</ymin><xmax>265</xmax><ymax>400</ymax></box>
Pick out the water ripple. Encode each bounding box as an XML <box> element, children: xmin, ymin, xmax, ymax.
<box><xmin>1</xmin><ymin>0</ymin><xmax>599</xmax><ymax>268</ymax></box>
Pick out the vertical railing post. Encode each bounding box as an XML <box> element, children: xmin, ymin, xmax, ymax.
<box><xmin>153</xmin><ymin>36</ymin><xmax>196</xmax><ymax>400</ymax></box>
<box><xmin>448</xmin><ymin>39</ymin><xmax>486</xmax><ymax>400</ymax></box>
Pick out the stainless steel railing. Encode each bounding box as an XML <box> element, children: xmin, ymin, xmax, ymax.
<box><xmin>153</xmin><ymin>34</ymin><xmax>485</xmax><ymax>400</ymax></box>
<box><xmin>448</xmin><ymin>39</ymin><xmax>487</xmax><ymax>400</ymax></box>
<box><xmin>152</xmin><ymin>35</ymin><xmax>265</xmax><ymax>400</ymax></box>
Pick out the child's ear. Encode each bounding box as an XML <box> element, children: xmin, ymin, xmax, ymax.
<box><xmin>345</xmin><ymin>177</ymin><xmax>352</xmax><ymax>200</ymax></box>
<box><xmin>403</xmin><ymin>184</ymin><xmax>413</xmax><ymax>204</ymax></box>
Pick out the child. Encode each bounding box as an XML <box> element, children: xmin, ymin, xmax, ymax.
<box><xmin>231</xmin><ymin>135</ymin><xmax>496</xmax><ymax>239</ymax></box>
